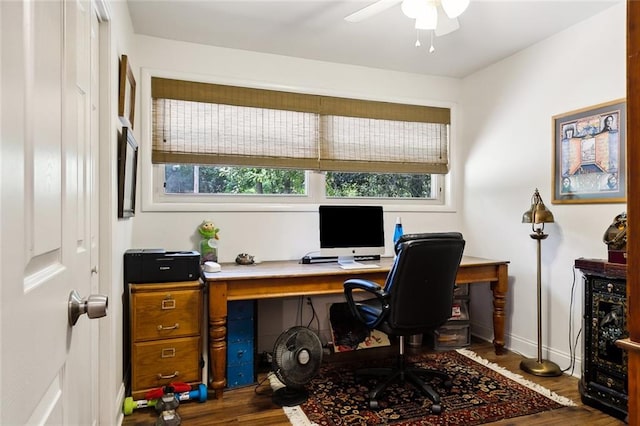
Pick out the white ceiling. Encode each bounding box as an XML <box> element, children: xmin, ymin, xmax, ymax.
<box><xmin>126</xmin><ymin>0</ymin><xmax>621</xmax><ymax>78</ymax></box>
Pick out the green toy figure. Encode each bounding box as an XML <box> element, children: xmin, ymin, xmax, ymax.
<box><xmin>198</xmin><ymin>220</ymin><xmax>220</xmax><ymax>263</ymax></box>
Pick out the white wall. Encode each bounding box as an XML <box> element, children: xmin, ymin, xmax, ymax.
<box><xmin>461</xmin><ymin>3</ymin><xmax>626</xmax><ymax>375</ymax></box>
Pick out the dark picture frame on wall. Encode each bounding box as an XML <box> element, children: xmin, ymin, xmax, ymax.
<box><xmin>118</xmin><ymin>54</ymin><xmax>136</xmax><ymax>129</ymax></box>
<box><xmin>552</xmin><ymin>99</ymin><xmax>626</xmax><ymax>204</ymax></box>
<box><xmin>118</xmin><ymin>127</ymin><xmax>138</xmax><ymax>218</ymax></box>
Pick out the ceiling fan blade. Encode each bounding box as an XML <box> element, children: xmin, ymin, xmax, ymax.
<box><xmin>434</xmin><ymin>5</ymin><xmax>459</xmax><ymax>36</ymax></box>
<box><xmin>344</xmin><ymin>0</ymin><xmax>402</xmax><ymax>23</ymax></box>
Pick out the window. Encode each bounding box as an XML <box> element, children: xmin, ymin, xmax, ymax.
<box><xmin>151</xmin><ymin>77</ymin><xmax>449</xmax><ymax>203</ymax></box>
<box><xmin>162</xmin><ymin>165</ymin><xmax>437</xmax><ymax>199</ymax></box>
<box><xmin>164</xmin><ymin>165</ymin><xmax>305</xmax><ymax>195</ymax></box>
<box><xmin>326</xmin><ymin>172</ymin><xmax>434</xmax><ymax>198</ymax></box>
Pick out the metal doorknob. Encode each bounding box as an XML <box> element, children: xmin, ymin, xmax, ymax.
<box><xmin>68</xmin><ymin>290</ymin><xmax>108</xmax><ymax>326</ymax></box>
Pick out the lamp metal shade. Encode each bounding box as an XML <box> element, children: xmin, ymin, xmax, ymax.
<box><xmin>522</xmin><ymin>204</ymin><xmax>535</xmax><ymax>224</ymax></box>
<box><xmin>532</xmin><ymin>201</ymin><xmax>554</xmax><ymax>224</ymax></box>
<box><xmin>522</xmin><ymin>189</ymin><xmax>554</xmax><ymax>224</ymax></box>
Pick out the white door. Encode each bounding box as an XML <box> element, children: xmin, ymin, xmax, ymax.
<box><xmin>1</xmin><ymin>1</ymin><xmax>101</xmax><ymax>424</ymax></box>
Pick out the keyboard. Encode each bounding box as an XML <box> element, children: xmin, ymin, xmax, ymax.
<box><xmin>338</xmin><ymin>262</ymin><xmax>380</xmax><ymax>270</ymax></box>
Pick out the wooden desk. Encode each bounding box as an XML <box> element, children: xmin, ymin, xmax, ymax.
<box><xmin>203</xmin><ymin>255</ymin><xmax>509</xmax><ymax>398</ymax></box>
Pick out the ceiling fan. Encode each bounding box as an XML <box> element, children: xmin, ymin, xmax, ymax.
<box><xmin>344</xmin><ymin>0</ymin><xmax>470</xmax><ymax>37</ymax></box>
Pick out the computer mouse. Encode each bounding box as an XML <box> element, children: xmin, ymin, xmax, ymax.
<box><xmin>204</xmin><ymin>261</ymin><xmax>221</xmax><ymax>273</ymax></box>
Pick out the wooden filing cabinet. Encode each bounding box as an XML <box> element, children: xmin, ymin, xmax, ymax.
<box><xmin>129</xmin><ymin>281</ymin><xmax>204</xmax><ymax>399</ymax></box>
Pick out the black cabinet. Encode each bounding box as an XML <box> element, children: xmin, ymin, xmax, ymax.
<box><xmin>575</xmin><ymin>258</ymin><xmax>627</xmax><ymax>420</ymax></box>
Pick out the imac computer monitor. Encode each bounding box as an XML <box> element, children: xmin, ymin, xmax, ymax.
<box><xmin>319</xmin><ymin>205</ymin><xmax>384</xmax><ymax>269</ymax></box>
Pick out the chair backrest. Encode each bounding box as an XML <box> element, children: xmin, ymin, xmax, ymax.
<box><xmin>384</xmin><ymin>232</ymin><xmax>465</xmax><ymax>334</ymax></box>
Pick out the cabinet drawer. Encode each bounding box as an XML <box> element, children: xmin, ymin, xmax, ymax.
<box><xmin>132</xmin><ymin>336</ymin><xmax>201</xmax><ymax>392</ymax></box>
<box><xmin>592</xmin><ymin>277</ymin><xmax>626</xmax><ymax>297</ymax></box>
<box><xmin>584</xmin><ymin>380</ymin><xmax>628</xmax><ymax>413</ymax></box>
<box><xmin>227</xmin><ymin>340</ymin><xmax>254</xmax><ymax>366</ymax></box>
<box><xmin>132</xmin><ymin>288</ymin><xmax>201</xmax><ymax>341</ymax></box>
<box><xmin>227</xmin><ymin>363</ymin><xmax>255</xmax><ymax>388</ymax></box>
<box><xmin>593</xmin><ymin>368</ymin><xmax>627</xmax><ymax>394</ymax></box>
<box><xmin>228</xmin><ymin>318</ymin><xmax>254</xmax><ymax>343</ymax></box>
<box><xmin>228</xmin><ymin>300</ymin><xmax>255</xmax><ymax>320</ymax></box>
<box><xmin>428</xmin><ymin>323</ymin><xmax>470</xmax><ymax>350</ymax></box>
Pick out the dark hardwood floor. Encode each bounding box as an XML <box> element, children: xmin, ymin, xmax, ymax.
<box><xmin>122</xmin><ymin>339</ymin><xmax>626</xmax><ymax>425</ymax></box>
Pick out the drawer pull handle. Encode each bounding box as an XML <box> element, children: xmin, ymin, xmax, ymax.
<box><xmin>607</xmin><ymin>283</ymin><xmax>614</xmax><ymax>293</ymax></box>
<box><xmin>157</xmin><ymin>323</ymin><xmax>180</xmax><ymax>331</ymax></box>
<box><xmin>161</xmin><ymin>348</ymin><xmax>176</xmax><ymax>358</ymax></box>
<box><xmin>157</xmin><ymin>371</ymin><xmax>179</xmax><ymax>380</ymax></box>
<box><xmin>162</xmin><ymin>299</ymin><xmax>176</xmax><ymax>310</ymax></box>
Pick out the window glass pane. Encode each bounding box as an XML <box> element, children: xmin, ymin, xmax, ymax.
<box><xmin>326</xmin><ymin>172</ymin><xmax>433</xmax><ymax>198</ymax></box>
<box><xmin>164</xmin><ymin>164</ymin><xmax>306</xmax><ymax>195</ymax></box>
<box><xmin>165</xmin><ymin>164</ymin><xmax>195</xmax><ymax>193</ymax></box>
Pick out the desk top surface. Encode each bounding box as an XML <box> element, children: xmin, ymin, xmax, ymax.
<box><xmin>203</xmin><ymin>255</ymin><xmax>508</xmax><ymax>282</ymax></box>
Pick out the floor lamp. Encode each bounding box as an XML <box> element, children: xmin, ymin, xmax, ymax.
<box><xmin>520</xmin><ymin>188</ymin><xmax>562</xmax><ymax>377</ymax></box>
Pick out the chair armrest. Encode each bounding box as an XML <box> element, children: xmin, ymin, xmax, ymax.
<box><xmin>344</xmin><ymin>278</ymin><xmax>389</xmax><ymax>328</ymax></box>
<box><xmin>344</xmin><ymin>278</ymin><xmax>383</xmax><ymax>294</ymax></box>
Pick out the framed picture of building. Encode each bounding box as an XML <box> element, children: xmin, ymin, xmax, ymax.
<box><xmin>552</xmin><ymin>99</ymin><xmax>626</xmax><ymax>204</ymax></box>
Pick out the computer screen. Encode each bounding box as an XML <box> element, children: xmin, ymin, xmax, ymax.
<box><xmin>319</xmin><ymin>205</ymin><xmax>385</xmax><ymax>267</ymax></box>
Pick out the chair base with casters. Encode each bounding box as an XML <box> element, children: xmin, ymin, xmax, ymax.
<box><xmin>355</xmin><ymin>335</ymin><xmax>452</xmax><ymax>413</ymax></box>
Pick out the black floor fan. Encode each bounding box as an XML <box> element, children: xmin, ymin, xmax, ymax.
<box><xmin>271</xmin><ymin>326</ymin><xmax>323</xmax><ymax>407</ymax></box>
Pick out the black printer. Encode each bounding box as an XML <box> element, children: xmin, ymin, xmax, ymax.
<box><xmin>124</xmin><ymin>249</ymin><xmax>201</xmax><ymax>284</ymax></box>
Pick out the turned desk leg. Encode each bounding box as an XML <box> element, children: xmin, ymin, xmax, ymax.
<box><xmin>490</xmin><ymin>263</ymin><xmax>509</xmax><ymax>355</ymax></box>
<box><xmin>208</xmin><ymin>282</ymin><xmax>228</xmax><ymax>399</ymax></box>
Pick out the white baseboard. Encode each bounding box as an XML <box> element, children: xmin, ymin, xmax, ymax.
<box><xmin>470</xmin><ymin>322</ymin><xmax>582</xmax><ymax>378</ymax></box>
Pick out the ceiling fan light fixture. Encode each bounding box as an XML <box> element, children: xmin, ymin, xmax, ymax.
<box><xmin>416</xmin><ymin>14</ymin><xmax>438</xmax><ymax>30</ymax></box>
<box><xmin>345</xmin><ymin>0</ymin><xmax>465</xmax><ymax>48</ymax></box>
<box><xmin>401</xmin><ymin>0</ymin><xmax>427</xmax><ymax>19</ymax></box>
<box><xmin>415</xmin><ymin>5</ymin><xmax>437</xmax><ymax>30</ymax></box>
<box><xmin>440</xmin><ymin>0</ymin><xmax>470</xmax><ymax>19</ymax></box>
<box><xmin>434</xmin><ymin>6</ymin><xmax>460</xmax><ymax>36</ymax></box>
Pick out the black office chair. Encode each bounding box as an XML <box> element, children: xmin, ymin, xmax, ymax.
<box><xmin>343</xmin><ymin>232</ymin><xmax>465</xmax><ymax>414</ymax></box>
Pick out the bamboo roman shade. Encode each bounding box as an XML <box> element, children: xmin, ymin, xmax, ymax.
<box><xmin>151</xmin><ymin>77</ymin><xmax>451</xmax><ymax>174</ymax></box>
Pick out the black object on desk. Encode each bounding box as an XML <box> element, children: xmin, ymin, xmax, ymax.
<box><xmin>124</xmin><ymin>249</ymin><xmax>200</xmax><ymax>283</ymax></box>
<box><xmin>301</xmin><ymin>254</ymin><xmax>380</xmax><ymax>264</ymax></box>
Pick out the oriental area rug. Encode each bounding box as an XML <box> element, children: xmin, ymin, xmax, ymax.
<box><xmin>278</xmin><ymin>349</ymin><xmax>575</xmax><ymax>426</ymax></box>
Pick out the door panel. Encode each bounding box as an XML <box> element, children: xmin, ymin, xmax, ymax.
<box><xmin>1</xmin><ymin>1</ymin><xmax>98</xmax><ymax>424</ymax></box>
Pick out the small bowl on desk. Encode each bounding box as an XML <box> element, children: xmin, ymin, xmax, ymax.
<box><xmin>235</xmin><ymin>253</ymin><xmax>255</xmax><ymax>265</ymax></box>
